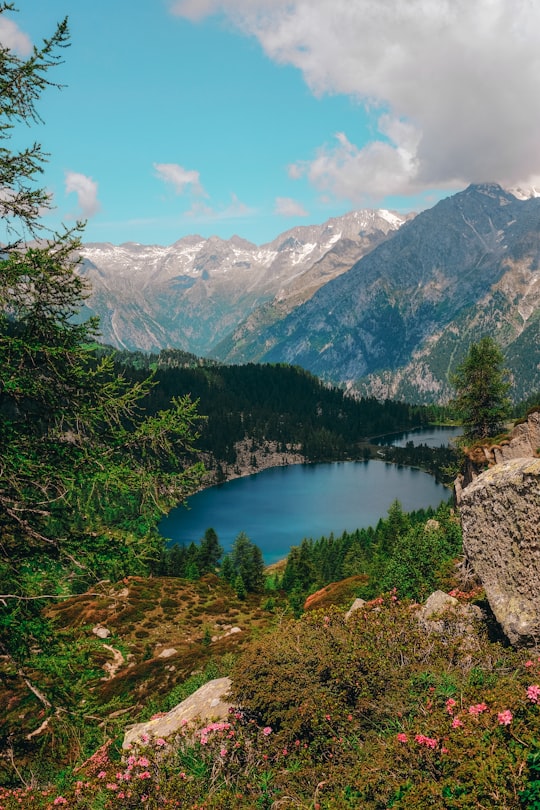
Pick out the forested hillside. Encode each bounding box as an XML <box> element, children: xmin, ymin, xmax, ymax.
<box><xmin>111</xmin><ymin>348</ymin><xmax>451</xmax><ymax>467</ymax></box>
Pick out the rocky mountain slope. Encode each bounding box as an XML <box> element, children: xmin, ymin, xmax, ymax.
<box><xmin>234</xmin><ymin>184</ymin><xmax>540</xmax><ymax>402</ymax></box>
<box><xmin>78</xmin><ymin>185</ymin><xmax>540</xmax><ymax>403</ymax></box>
<box><xmin>78</xmin><ymin>209</ymin><xmax>408</xmax><ymax>355</ymax></box>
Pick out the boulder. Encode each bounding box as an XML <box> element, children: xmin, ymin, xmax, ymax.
<box><xmin>420</xmin><ymin>590</ymin><xmax>458</xmax><ymax>618</ymax></box>
<box><xmin>345</xmin><ymin>598</ymin><xmax>366</xmax><ymax>620</ymax></box>
<box><xmin>417</xmin><ymin>590</ymin><xmax>483</xmax><ymax>637</ymax></box>
<box><xmin>157</xmin><ymin>647</ymin><xmax>177</xmax><ymax>659</ymax></box>
<box><xmin>92</xmin><ymin>625</ymin><xmax>111</xmax><ymax>639</ymax></box>
<box><xmin>123</xmin><ymin>676</ymin><xmax>232</xmax><ymax>749</ymax></box>
<box><xmin>459</xmin><ymin>457</ymin><xmax>540</xmax><ymax>646</ymax></box>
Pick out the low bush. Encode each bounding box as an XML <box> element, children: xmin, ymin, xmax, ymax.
<box><xmin>3</xmin><ymin>597</ymin><xmax>540</xmax><ymax>808</ymax></box>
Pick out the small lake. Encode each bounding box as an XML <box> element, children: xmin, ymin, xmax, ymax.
<box><xmin>160</xmin><ymin>426</ymin><xmax>453</xmax><ymax>564</ymax></box>
<box><xmin>375</xmin><ymin>425</ymin><xmax>462</xmax><ymax>448</ymax></box>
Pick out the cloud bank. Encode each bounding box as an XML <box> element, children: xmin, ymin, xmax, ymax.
<box><xmin>65</xmin><ymin>172</ymin><xmax>101</xmax><ymax>218</ymax></box>
<box><xmin>171</xmin><ymin>0</ymin><xmax>540</xmax><ymax>199</ymax></box>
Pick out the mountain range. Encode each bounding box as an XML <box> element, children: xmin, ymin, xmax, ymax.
<box><xmin>79</xmin><ymin>209</ymin><xmax>407</xmax><ymax>357</ymax></box>
<box><xmin>78</xmin><ymin>184</ymin><xmax>540</xmax><ymax>403</ymax></box>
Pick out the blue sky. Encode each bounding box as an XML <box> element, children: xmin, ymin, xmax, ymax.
<box><xmin>4</xmin><ymin>1</ymin><xmax>540</xmax><ymax>246</ymax></box>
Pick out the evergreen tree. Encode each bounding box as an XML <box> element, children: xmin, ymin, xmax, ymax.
<box><xmin>220</xmin><ymin>554</ymin><xmax>234</xmax><ymax>585</ymax></box>
<box><xmin>0</xmin><ymin>6</ymin><xmax>204</xmax><ymax>649</ymax></box>
<box><xmin>198</xmin><ymin>528</ymin><xmax>223</xmax><ymax>574</ymax></box>
<box><xmin>234</xmin><ymin>573</ymin><xmax>246</xmax><ymax>600</ymax></box>
<box><xmin>450</xmin><ymin>337</ymin><xmax>511</xmax><ymax>441</ymax></box>
<box><xmin>230</xmin><ymin>532</ymin><xmax>265</xmax><ymax>593</ymax></box>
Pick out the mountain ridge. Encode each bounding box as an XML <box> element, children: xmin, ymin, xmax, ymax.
<box><xmin>219</xmin><ymin>183</ymin><xmax>540</xmax><ymax>402</ymax></box>
<box><xmin>78</xmin><ymin>208</ymin><xmax>409</xmax><ymax>355</ymax></box>
<box><xmin>77</xmin><ymin>184</ymin><xmax>540</xmax><ymax>403</ymax></box>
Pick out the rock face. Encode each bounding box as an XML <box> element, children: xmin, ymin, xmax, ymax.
<box><xmin>459</xmin><ymin>458</ymin><xmax>540</xmax><ymax>646</ymax></box>
<box><xmin>456</xmin><ymin>409</ymin><xmax>540</xmax><ymax>498</ymax></box>
<box><xmin>123</xmin><ymin>676</ymin><xmax>232</xmax><ymax>749</ymax></box>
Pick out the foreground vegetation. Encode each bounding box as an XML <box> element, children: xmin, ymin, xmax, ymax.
<box><xmin>2</xmin><ymin>594</ymin><xmax>540</xmax><ymax>809</ymax></box>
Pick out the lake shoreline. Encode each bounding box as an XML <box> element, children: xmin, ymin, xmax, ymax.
<box><xmin>198</xmin><ymin>438</ymin><xmax>308</xmax><ymax>493</ymax></box>
<box><xmin>195</xmin><ymin>423</ymin><xmax>460</xmax><ymax>495</ymax></box>
<box><xmin>161</xmin><ymin>449</ymin><xmax>448</xmax><ymax>564</ymax></box>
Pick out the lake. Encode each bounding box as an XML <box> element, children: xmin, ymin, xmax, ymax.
<box><xmin>160</xmin><ymin>427</ymin><xmax>454</xmax><ymax>563</ymax></box>
<box><xmin>375</xmin><ymin>425</ymin><xmax>462</xmax><ymax>447</ymax></box>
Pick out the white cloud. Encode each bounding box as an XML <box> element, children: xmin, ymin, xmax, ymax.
<box><xmin>65</xmin><ymin>172</ymin><xmax>101</xmax><ymax>218</ymax></box>
<box><xmin>185</xmin><ymin>193</ymin><xmax>254</xmax><ymax>221</ymax></box>
<box><xmin>154</xmin><ymin>162</ymin><xmax>206</xmax><ymax>196</ymax></box>
<box><xmin>274</xmin><ymin>196</ymin><xmax>308</xmax><ymax>217</ymax></box>
<box><xmin>0</xmin><ymin>16</ymin><xmax>32</xmax><ymax>55</ymax></box>
<box><xmin>170</xmin><ymin>0</ymin><xmax>540</xmax><ymax>197</ymax></box>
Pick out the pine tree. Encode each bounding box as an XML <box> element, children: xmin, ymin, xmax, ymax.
<box><xmin>198</xmin><ymin>528</ymin><xmax>223</xmax><ymax>574</ymax></box>
<box><xmin>234</xmin><ymin>573</ymin><xmax>246</xmax><ymax>600</ymax></box>
<box><xmin>450</xmin><ymin>337</ymin><xmax>511</xmax><ymax>442</ymax></box>
<box><xmin>0</xmin><ymin>6</ymin><xmax>204</xmax><ymax>639</ymax></box>
<box><xmin>229</xmin><ymin>532</ymin><xmax>265</xmax><ymax>593</ymax></box>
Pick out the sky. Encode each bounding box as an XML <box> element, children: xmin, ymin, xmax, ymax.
<box><xmin>3</xmin><ymin>0</ymin><xmax>540</xmax><ymax>247</ymax></box>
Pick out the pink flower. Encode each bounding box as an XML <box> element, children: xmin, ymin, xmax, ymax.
<box><xmin>414</xmin><ymin>734</ymin><xmax>438</xmax><ymax>748</ymax></box>
<box><xmin>397</xmin><ymin>733</ymin><xmax>408</xmax><ymax>743</ymax></box>
<box><xmin>445</xmin><ymin>698</ymin><xmax>457</xmax><ymax>714</ymax></box>
<box><xmin>138</xmin><ymin>770</ymin><xmax>151</xmax><ymax>779</ymax></box>
<box><xmin>97</xmin><ymin>771</ymin><xmax>107</xmax><ymax>779</ymax></box>
<box><xmin>525</xmin><ymin>661</ymin><xmax>534</xmax><ymax>668</ymax></box>
<box><xmin>527</xmin><ymin>685</ymin><xmax>540</xmax><ymax>703</ymax></box>
<box><xmin>141</xmin><ymin>733</ymin><xmax>150</xmax><ymax>743</ymax></box>
<box><xmin>53</xmin><ymin>799</ymin><xmax>67</xmax><ymax>806</ymax></box>
<box><xmin>220</xmin><ymin>748</ymin><xmax>227</xmax><ymax>757</ymax></box>
<box><xmin>262</xmin><ymin>726</ymin><xmax>272</xmax><ymax>736</ymax></box>
<box><xmin>498</xmin><ymin>710</ymin><xmax>513</xmax><ymax>726</ymax></box>
<box><xmin>155</xmin><ymin>738</ymin><xmax>167</xmax><ymax>747</ymax></box>
<box><xmin>468</xmin><ymin>702</ymin><xmax>488</xmax><ymax>715</ymax></box>
<box><xmin>137</xmin><ymin>757</ymin><xmax>150</xmax><ymax>767</ymax></box>
<box><xmin>451</xmin><ymin>717</ymin><xmax>464</xmax><ymax>728</ymax></box>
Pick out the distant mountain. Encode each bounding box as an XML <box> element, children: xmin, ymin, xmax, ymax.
<box><xmin>223</xmin><ymin>184</ymin><xmax>540</xmax><ymax>403</ymax></box>
<box><xmin>78</xmin><ymin>185</ymin><xmax>540</xmax><ymax>404</ymax></box>
<box><xmin>78</xmin><ymin>209</ymin><xmax>408</xmax><ymax>355</ymax></box>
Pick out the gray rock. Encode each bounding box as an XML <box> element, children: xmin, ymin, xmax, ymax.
<box><xmin>123</xmin><ymin>676</ymin><xmax>232</xmax><ymax>749</ymax></box>
<box><xmin>421</xmin><ymin>590</ymin><xmax>458</xmax><ymax>618</ymax></box>
<box><xmin>157</xmin><ymin>647</ymin><xmax>178</xmax><ymax>659</ymax></box>
<box><xmin>460</xmin><ymin>457</ymin><xmax>540</xmax><ymax>646</ymax></box>
<box><xmin>345</xmin><ymin>598</ymin><xmax>366</xmax><ymax>620</ymax></box>
<box><xmin>92</xmin><ymin>625</ymin><xmax>111</xmax><ymax>639</ymax></box>
<box><xmin>417</xmin><ymin>591</ymin><xmax>484</xmax><ymax>644</ymax></box>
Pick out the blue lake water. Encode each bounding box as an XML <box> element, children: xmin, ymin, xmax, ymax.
<box><xmin>160</xmin><ymin>427</ymin><xmax>454</xmax><ymax>564</ymax></box>
<box><xmin>375</xmin><ymin>425</ymin><xmax>462</xmax><ymax>447</ymax></box>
